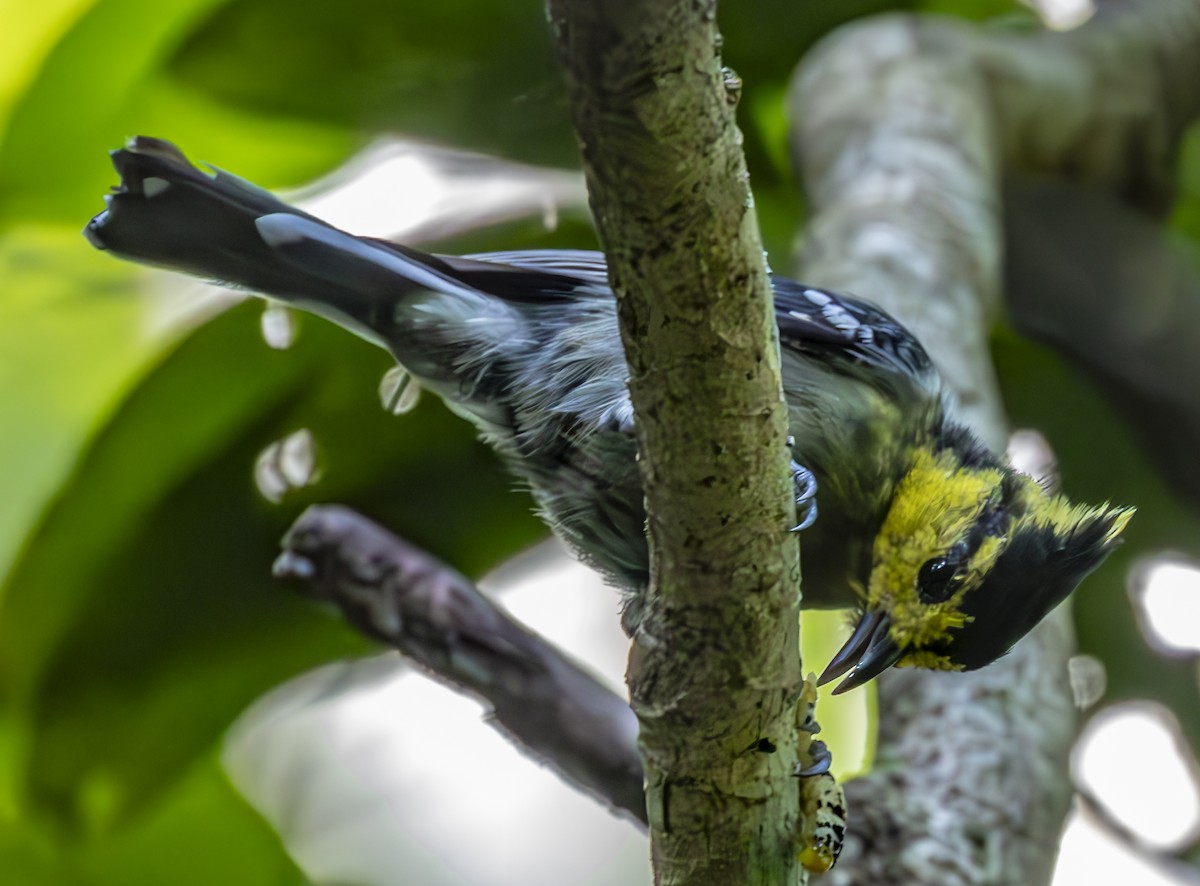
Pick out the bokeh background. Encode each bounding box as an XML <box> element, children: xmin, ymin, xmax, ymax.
<box><xmin>2</xmin><ymin>0</ymin><xmax>1200</xmax><ymax>883</ymax></box>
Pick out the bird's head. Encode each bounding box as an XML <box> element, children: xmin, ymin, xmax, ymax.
<box><xmin>819</xmin><ymin>448</ymin><xmax>1133</xmax><ymax>693</ymax></box>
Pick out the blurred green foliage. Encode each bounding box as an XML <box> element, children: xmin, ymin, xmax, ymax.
<box><xmin>1175</xmin><ymin>126</ymin><xmax>1200</xmax><ymax>242</ymax></box>
<box><xmin>0</xmin><ymin>0</ymin><xmax>355</xmax><ymax>226</ymax></box>
<box><xmin>1</xmin><ymin>0</ymin><xmax>1199</xmax><ymax>882</ymax></box>
<box><xmin>994</xmin><ymin>333</ymin><xmax>1200</xmax><ymax>752</ymax></box>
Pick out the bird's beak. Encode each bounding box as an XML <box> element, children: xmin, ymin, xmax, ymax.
<box><xmin>818</xmin><ymin>609</ymin><xmax>904</xmax><ymax>694</ymax></box>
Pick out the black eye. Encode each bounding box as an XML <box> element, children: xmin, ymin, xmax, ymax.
<box><xmin>917</xmin><ymin>557</ymin><xmax>958</xmax><ymax>603</ymax></box>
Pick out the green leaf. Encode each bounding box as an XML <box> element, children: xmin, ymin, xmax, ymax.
<box><xmin>166</xmin><ymin>0</ymin><xmax>918</xmax><ymax>173</ymax></box>
<box><xmin>1173</xmin><ymin>123</ymin><xmax>1200</xmax><ymax>244</ymax></box>
<box><xmin>0</xmin><ymin>228</ymin><xmax>177</xmax><ymax>587</ymax></box>
<box><xmin>0</xmin><ymin>0</ymin><xmax>97</xmax><ymax>127</ymax></box>
<box><xmin>0</xmin><ymin>0</ymin><xmax>355</xmax><ymax>226</ymax></box>
<box><xmin>802</xmin><ymin>610</ymin><xmax>875</xmax><ymax>778</ymax></box>
<box><xmin>2</xmin><ymin>298</ymin><xmax>545</xmax><ymax>828</ymax></box>
<box><xmin>169</xmin><ymin>0</ymin><xmax>574</xmax><ymax>167</ymax></box>
<box><xmin>76</xmin><ymin>755</ymin><xmax>309</xmax><ymax>886</ymax></box>
<box><xmin>0</xmin><ymin>750</ymin><xmax>308</xmax><ymax>886</ymax></box>
<box><xmin>916</xmin><ymin>0</ymin><xmax>1032</xmax><ymax>23</ymax></box>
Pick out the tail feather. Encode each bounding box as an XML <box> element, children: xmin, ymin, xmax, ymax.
<box><xmin>83</xmin><ymin>136</ymin><xmax>568</xmax><ymax>436</ymax></box>
<box><xmin>252</xmin><ymin>212</ymin><xmax>493</xmax><ymax>350</ymax></box>
<box><xmin>84</xmin><ymin>137</ymin><xmax>457</xmax><ymax>353</ymax></box>
<box><xmin>87</xmin><ymin>137</ymin><xmax>319</xmax><ymax>288</ymax></box>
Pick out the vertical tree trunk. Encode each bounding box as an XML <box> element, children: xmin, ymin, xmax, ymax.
<box><xmin>548</xmin><ymin>1</ymin><xmax>807</xmax><ymax>882</ymax></box>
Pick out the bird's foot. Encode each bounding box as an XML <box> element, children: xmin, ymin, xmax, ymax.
<box><xmin>789</xmin><ymin>446</ymin><xmax>819</xmax><ymax>532</ymax></box>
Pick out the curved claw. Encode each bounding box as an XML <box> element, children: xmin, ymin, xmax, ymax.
<box><xmin>790</xmin><ymin>459</ymin><xmax>819</xmax><ymax>532</ymax></box>
<box><xmin>795</xmin><ymin>740</ymin><xmax>833</xmax><ymax>777</ymax></box>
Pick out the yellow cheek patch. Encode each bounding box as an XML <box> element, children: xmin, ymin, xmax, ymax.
<box><xmin>867</xmin><ymin>449</ymin><xmax>1017</xmax><ymax>649</ymax></box>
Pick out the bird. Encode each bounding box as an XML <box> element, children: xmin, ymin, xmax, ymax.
<box><xmin>84</xmin><ymin>136</ymin><xmax>1133</xmax><ymax>693</ymax></box>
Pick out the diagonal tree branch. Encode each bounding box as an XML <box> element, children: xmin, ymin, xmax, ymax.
<box><xmin>789</xmin><ymin>2</ymin><xmax>1200</xmax><ymax>882</ymax></box>
<box><xmin>273</xmin><ymin>504</ymin><xmax>647</xmax><ymax>825</ymax></box>
<box><xmin>790</xmin><ymin>17</ymin><xmax>1068</xmax><ymax>884</ymax></box>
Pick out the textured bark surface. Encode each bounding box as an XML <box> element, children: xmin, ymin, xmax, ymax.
<box><xmin>547</xmin><ymin>2</ymin><xmax>806</xmax><ymax>883</ymax></box>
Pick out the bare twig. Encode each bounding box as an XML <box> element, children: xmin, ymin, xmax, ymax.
<box><xmin>274</xmin><ymin>504</ymin><xmax>647</xmax><ymax>825</ymax></box>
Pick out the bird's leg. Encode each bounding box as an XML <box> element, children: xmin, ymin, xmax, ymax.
<box><xmin>793</xmin><ymin>675</ymin><xmax>847</xmax><ymax>873</ymax></box>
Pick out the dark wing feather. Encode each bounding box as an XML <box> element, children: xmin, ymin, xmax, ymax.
<box><xmin>771</xmin><ymin>277</ymin><xmax>937</xmax><ymax>389</ymax></box>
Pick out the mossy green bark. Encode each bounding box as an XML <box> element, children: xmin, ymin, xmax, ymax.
<box><xmin>548</xmin><ymin>1</ymin><xmax>806</xmax><ymax>882</ymax></box>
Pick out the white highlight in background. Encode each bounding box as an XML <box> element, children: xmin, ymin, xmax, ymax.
<box><xmin>1053</xmin><ymin>801</ymin><xmax>1193</xmax><ymax>886</ymax></box>
<box><xmin>290</xmin><ymin>139</ymin><xmax>584</xmax><ymax>242</ymax></box>
<box><xmin>1021</xmin><ymin>0</ymin><xmax>1096</xmax><ymax>30</ymax></box>
<box><xmin>1132</xmin><ymin>558</ymin><xmax>1200</xmax><ymax>655</ymax></box>
<box><xmin>294</xmin><ymin>146</ymin><xmax>441</xmax><ymax>238</ymax></box>
<box><xmin>1073</xmin><ymin>703</ymin><xmax>1200</xmax><ymax>851</ymax></box>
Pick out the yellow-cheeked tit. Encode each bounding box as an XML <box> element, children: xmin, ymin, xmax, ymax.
<box><xmin>84</xmin><ymin>138</ymin><xmax>1134</xmax><ymax>691</ymax></box>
